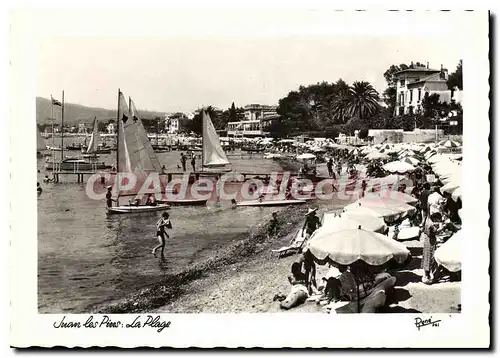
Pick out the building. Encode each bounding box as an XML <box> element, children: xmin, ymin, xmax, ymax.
<box><xmin>78</xmin><ymin>123</ymin><xmax>87</xmax><ymax>134</ymax></box>
<box><xmin>393</xmin><ymin>63</ymin><xmax>462</xmax><ymax>116</ymax></box>
<box><xmin>165</xmin><ymin>113</ymin><xmax>189</xmax><ymax>134</ymax></box>
<box><xmin>227</xmin><ymin>104</ymin><xmax>279</xmax><ymax>137</ymax></box>
<box><xmin>106</xmin><ymin>122</ymin><xmax>115</xmax><ymax>134</ymax></box>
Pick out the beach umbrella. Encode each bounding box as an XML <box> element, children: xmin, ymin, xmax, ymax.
<box><xmin>312</xmin><ymin>147</ymin><xmax>327</xmax><ymax>153</ymax></box>
<box><xmin>345</xmin><ymin>197</ymin><xmax>417</xmax><ymax>216</ymax></box>
<box><xmin>383</xmin><ymin>161</ymin><xmax>415</xmax><ymax>174</ymax></box>
<box><xmin>400</xmin><ymin>156</ymin><xmax>420</xmax><ymax>166</ymax></box>
<box><xmin>344</xmin><ymin>200</ymin><xmax>416</xmax><ymax>223</ymax></box>
<box><xmin>434</xmin><ymin>230</ymin><xmax>462</xmax><ymax>272</ymax></box>
<box><xmin>296</xmin><ymin>153</ymin><xmax>316</xmax><ymax>160</ymax></box>
<box><xmin>307</xmin><ymin>227</ymin><xmax>410</xmax><ymax>266</ymax></box>
<box><xmin>319</xmin><ymin>212</ymin><xmax>387</xmax><ymax>234</ymax></box>
<box><xmin>366</xmin><ymin>152</ymin><xmax>389</xmax><ymax>161</ymax></box>
<box><xmin>381</xmin><ymin>191</ymin><xmax>419</xmax><ymax>205</ymax></box>
<box><xmin>440</xmin><ymin>181</ymin><xmax>460</xmax><ymax>194</ymax></box>
<box><xmin>438</xmin><ymin>139</ymin><xmax>462</xmax><ymax>148</ymax></box>
<box><xmin>451</xmin><ymin>187</ymin><xmax>462</xmax><ymax>202</ymax></box>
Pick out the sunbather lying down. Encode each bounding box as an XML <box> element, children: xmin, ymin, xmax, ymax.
<box><xmin>279</xmin><ymin>262</ymin><xmax>309</xmax><ymax>310</ymax></box>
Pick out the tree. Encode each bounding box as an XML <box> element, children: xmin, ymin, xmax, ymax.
<box><xmin>97</xmin><ymin>120</ymin><xmax>107</xmax><ymax>133</ymax></box>
<box><xmin>229</xmin><ymin>102</ymin><xmax>237</xmax><ymax>122</ymax></box>
<box><xmin>447</xmin><ymin>60</ymin><xmax>463</xmax><ymax>90</ymax></box>
<box><xmin>345</xmin><ymin>81</ymin><xmax>380</xmax><ymax>119</ymax></box>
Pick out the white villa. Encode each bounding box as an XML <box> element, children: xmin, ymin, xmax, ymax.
<box><xmin>393</xmin><ymin>63</ymin><xmax>463</xmax><ymax>116</ymax></box>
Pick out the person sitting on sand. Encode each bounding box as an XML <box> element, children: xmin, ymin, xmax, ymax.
<box><xmin>37</xmin><ymin>182</ymin><xmax>42</xmax><ymax>194</ymax></box>
<box><xmin>43</xmin><ymin>175</ymin><xmax>52</xmax><ymax>183</ymax></box>
<box><xmin>267</xmin><ymin>212</ymin><xmax>280</xmax><ymax>238</ymax></box>
<box><xmin>279</xmin><ymin>262</ymin><xmax>309</xmax><ymax>310</ymax></box>
<box><xmin>331</xmin><ymin>262</ymin><xmax>397</xmax><ymax>313</ymax></box>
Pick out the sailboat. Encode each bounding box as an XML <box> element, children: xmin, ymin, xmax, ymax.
<box><xmin>107</xmin><ymin>91</ymin><xmax>170</xmax><ymax>214</ymax></box>
<box><xmin>82</xmin><ymin>118</ymin><xmax>111</xmax><ymax>157</ymax></box>
<box><xmin>201</xmin><ymin>110</ymin><xmax>232</xmax><ymax>173</ymax></box>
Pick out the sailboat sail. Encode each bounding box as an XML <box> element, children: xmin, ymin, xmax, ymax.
<box><xmin>202</xmin><ymin>110</ymin><xmax>229</xmax><ymax>167</ymax></box>
<box><xmin>36</xmin><ymin>126</ymin><xmax>46</xmax><ymax>151</ymax></box>
<box><xmin>117</xmin><ymin>92</ymin><xmax>161</xmax><ymax>173</ymax></box>
<box><xmin>130</xmin><ymin>99</ymin><xmax>162</xmax><ymax>171</ymax></box>
<box><xmin>86</xmin><ymin>118</ymin><xmax>100</xmax><ymax>153</ymax></box>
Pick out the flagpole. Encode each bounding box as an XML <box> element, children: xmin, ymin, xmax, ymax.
<box><xmin>61</xmin><ymin>90</ymin><xmax>65</xmax><ymax>161</ymax></box>
<box><xmin>116</xmin><ymin>89</ymin><xmax>121</xmax><ymax>204</ymax></box>
<box><xmin>50</xmin><ymin>95</ymin><xmax>55</xmax><ymax>174</ymax></box>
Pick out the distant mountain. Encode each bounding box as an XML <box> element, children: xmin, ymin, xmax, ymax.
<box><xmin>36</xmin><ymin>97</ymin><xmax>167</xmax><ymax>125</ymax></box>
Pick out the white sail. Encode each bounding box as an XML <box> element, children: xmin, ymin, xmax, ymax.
<box><xmin>86</xmin><ymin>118</ymin><xmax>100</xmax><ymax>153</ymax></box>
<box><xmin>117</xmin><ymin>92</ymin><xmax>161</xmax><ymax>172</ymax></box>
<box><xmin>202</xmin><ymin>110</ymin><xmax>229</xmax><ymax>167</ymax></box>
<box><xmin>118</xmin><ymin>92</ymin><xmax>132</xmax><ymax>172</ymax></box>
<box><xmin>36</xmin><ymin>126</ymin><xmax>46</xmax><ymax>151</ymax></box>
<box><xmin>129</xmin><ymin>99</ymin><xmax>162</xmax><ymax>172</ymax></box>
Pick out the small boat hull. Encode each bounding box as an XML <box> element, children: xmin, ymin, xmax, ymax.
<box><xmin>107</xmin><ymin>203</ymin><xmax>171</xmax><ymax>214</ymax></box>
<box><xmin>157</xmin><ymin>198</ymin><xmax>208</xmax><ymax>206</ymax></box>
<box><xmin>236</xmin><ymin>199</ymin><xmax>307</xmax><ymax>207</ymax></box>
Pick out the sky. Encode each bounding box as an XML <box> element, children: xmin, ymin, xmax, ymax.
<box><xmin>33</xmin><ymin>11</ymin><xmax>465</xmax><ymax>113</ymax></box>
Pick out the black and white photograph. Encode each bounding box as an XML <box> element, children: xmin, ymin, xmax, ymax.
<box><xmin>9</xmin><ymin>6</ymin><xmax>490</xmax><ymax>348</ymax></box>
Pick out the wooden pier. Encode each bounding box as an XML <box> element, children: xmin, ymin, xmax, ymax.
<box><xmin>50</xmin><ymin>170</ymin><xmax>299</xmax><ymax>184</ymax></box>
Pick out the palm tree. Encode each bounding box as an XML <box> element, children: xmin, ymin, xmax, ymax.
<box><xmin>330</xmin><ymin>79</ymin><xmax>351</xmax><ymax>124</ymax></box>
<box><xmin>345</xmin><ymin>81</ymin><xmax>380</xmax><ymax>119</ymax></box>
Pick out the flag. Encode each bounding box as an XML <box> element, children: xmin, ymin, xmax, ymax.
<box><xmin>51</xmin><ymin>97</ymin><xmax>62</xmax><ymax>106</ymax></box>
<box><xmin>118</xmin><ymin>92</ymin><xmax>130</xmax><ymax>123</ymax></box>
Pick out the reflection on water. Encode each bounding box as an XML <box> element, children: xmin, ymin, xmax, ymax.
<box><xmin>38</xmin><ymin>150</ymin><xmax>284</xmax><ymax>313</ymax></box>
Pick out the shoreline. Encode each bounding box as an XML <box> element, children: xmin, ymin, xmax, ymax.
<box><xmin>89</xmin><ymin>157</ymin><xmax>308</xmax><ymax>314</ymax></box>
<box><xmin>90</xmin><ymin>204</ymin><xmax>309</xmax><ymax>313</ymax></box>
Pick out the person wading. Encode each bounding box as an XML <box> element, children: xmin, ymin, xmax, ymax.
<box><xmin>153</xmin><ymin>212</ymin><xmax>172</xmax><ymax>258</ymax></box>
<box><xmin>191</xmin><ymin>154</ymin><xmax>196</xmax><ymax>172</ymax></box>
<box><xmin>106</xmin><ymin>186</ymin><xmax>117</xmax><ymax>208</ymax></box>
<box><xmin>180</xmin><ymin>153</ymin><xmax>187</xmax><ymax>171</ymax></box>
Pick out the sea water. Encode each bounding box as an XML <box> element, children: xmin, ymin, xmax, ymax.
<box><xmin>37</xmin><ymin>149</ymin><xmax>284</xmax><ymax>313</ymax></box>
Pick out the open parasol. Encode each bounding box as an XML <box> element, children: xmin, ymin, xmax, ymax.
<box><xmin>434</xmin><ymin>230</ymin><xmax>462</xmax><ymax>272</ymax></box>
<box><xmin>320</xmin><ymin>212</ymin><xmax>387</xmax><ymax>234</ymax></box>
<box><xmin>307</xmin><ymin>226</ymin><xmax>410</xmax><ymax>266</ymax></box>
<box><xmin>383</xmin><ymin>160</ymin><xmax>415</xmax><ymax>174</ymax></box>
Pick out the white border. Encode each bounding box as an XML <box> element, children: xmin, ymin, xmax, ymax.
<box><xmin>8</xmin><ymin>6</ymin><xmax>490</xmax><ymax>348</ymax></box>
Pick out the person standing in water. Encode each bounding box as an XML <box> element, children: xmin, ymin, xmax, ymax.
<box><xmin>105</xmin><ymin>186</ymin><xmax>117</xmax><ymax>208</ymax></box>
<box><xmin>153</xmin><ymin>212</ymin><xmax>172</xmax><ymax>258</ymax></box>
<box><xmin>180</xmin><ymin>153</ymin><xmax>187</xmax><ymax>171</ymax></box>
<box><xmin>191</xmin><ymin>154</ymin><xmax>196</xmax><ymax>172</ymax></box>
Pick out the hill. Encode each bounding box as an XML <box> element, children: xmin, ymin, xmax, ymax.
<box><xmin>36</xmin><ymin>97</ymin><xmax>167</xmax><ymax>125</ymax></box>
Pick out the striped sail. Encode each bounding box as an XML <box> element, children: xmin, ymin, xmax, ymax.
<box><xmin>202</xmin><ymin>110</ymin><xmax>229</xmax><ymax>167</ymax></box>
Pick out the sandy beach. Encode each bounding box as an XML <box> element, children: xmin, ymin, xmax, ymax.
<box><xmin>153</xmin><ymin>222</ymin><xmax>461</xmax><ymax>314</ymax></box>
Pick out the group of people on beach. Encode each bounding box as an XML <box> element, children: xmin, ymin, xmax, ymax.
<box><xmin>179</xmin><ymin>152</ymin><xmax>197</xmax><ymax>172</ymax></box>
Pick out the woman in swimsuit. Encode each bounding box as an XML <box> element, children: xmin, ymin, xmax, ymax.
<box><xmin>153</xmin><ymin>212</ymin><xmax>172</xmax><ymax>258</ymax></box>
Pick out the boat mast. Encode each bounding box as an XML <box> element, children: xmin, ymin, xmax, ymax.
<box><xmin>61</xmin><ymin>90</ymin><xmax>64</xmax><ymax>161</ymax></box>
<box><xmin>116</xmin><ymin>89</ymin><xmax>120</xmax><ymax>204</ymax></box>
<box><xmin>50</xmin><ymin>95</ymin><xmax>55</xmax><ymax>174</ymax></box>
<box><xmin>201</xmin><ymin>109</ymin><xmax>204</xmax><ymax>172</ymax></box>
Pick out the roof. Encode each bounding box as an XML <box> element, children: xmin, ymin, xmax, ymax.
<box><xmin>406</xmin><ymin>73</ymin><xmax>445</xmax><ymax>87</ymax></box>
<box><xmin>393</xmin><ymin>67</ymin><xmax>440</xmax><ymax>76</ymax></box>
